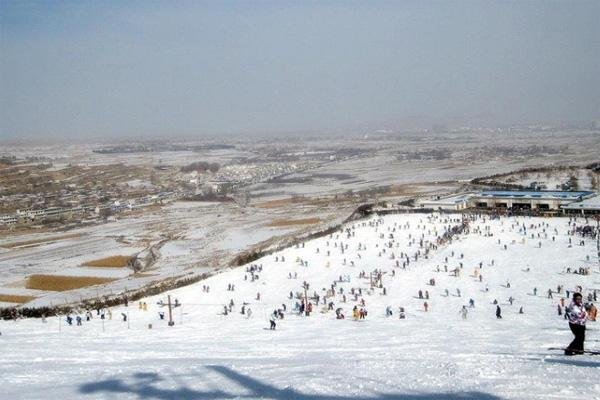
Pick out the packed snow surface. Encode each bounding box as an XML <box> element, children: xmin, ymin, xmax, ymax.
<box><xmin>1</xmin><ymin>213</ymin><xmax>599</xmax><ymax>400</ymax></box>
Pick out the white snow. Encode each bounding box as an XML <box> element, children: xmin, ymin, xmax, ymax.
<box><xmin>55</xmin><ymin>267</ymin><xmax>132</xmax><ymax>279</ymax></box>
<box><xmin>1</xmin><ymin>212</ymin><xmax>599</xmax><ymax>400</ymax></box>
<box><xmin>216</xmin><ymin>227</ymin><xmax>295</xmax><ymax>252</ymax></box>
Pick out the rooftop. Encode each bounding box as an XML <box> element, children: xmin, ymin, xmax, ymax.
<box><xmin>477</xmin><ymin>190</ymin><xmax>594</xmax><ymax>200</ymax></box>
<box><xmin>562</xmin><ymin>194</ymin><xmax>600</xmax><ymax>210</ymax></box>
<box><xmin>420</xmin><ymin>193</ymin><xmax>473</xmax><ymax>205</ymax></box>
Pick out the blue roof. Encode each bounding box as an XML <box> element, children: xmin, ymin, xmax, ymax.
<box><xmin>479</xmin><ymin>190</ymin><xmax>594</xmax><ymax>199</ymax></box>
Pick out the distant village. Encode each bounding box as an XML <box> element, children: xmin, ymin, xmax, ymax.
<box><xmin>0</xmin><ymin>145</ymin><xmax>340</xmax><ymax>228</ymax></box>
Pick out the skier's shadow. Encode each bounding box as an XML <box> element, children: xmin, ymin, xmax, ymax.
<box><xmin>543</xmin><ymin>358</ymin><xmax>600</xmax><ymax>368</ymax></box>
<box><xmin>78</xmin><ymin>365</ymin><xmax>504</xmax><ymax>400</ymax></box>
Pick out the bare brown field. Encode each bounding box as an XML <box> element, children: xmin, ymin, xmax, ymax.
<box><xmin>0</xmin><ymin>225</ymin><xmax>53</xmax><ymax>238</ymax></box>
<box><xmin>1</xmin><ymin>233</ymin><xmax>81</xmax><ymax>249</ymax></box>
<box><xmin>0</xmin><ymin>294</ymin><xmax>37</xmax><ymax>304</ymax></box>
<box><xmin>254</xmin><ymin>197</ymin><xmax>299</xmax><ymax>209</ymax></box>
<box><xmin>255</xmin><ymin>196</ymin><xmax>342</xmax><ymax>209</ymax></box>
<box><xmin>385</xmin><ymin>184</ymin><xmax>420</xmax><ymax>196</ymax></box>
<box><xmin>83</xmin><ymin>255</ymin><xmax>132</xmax><ymax>268</ymax></box>
<box><xmin>267</xmin><ymin>217</ymin><xmax>321</xmax><ymax>227</ymax></box>
<box><xmin>26</xmin><ymin>275</ymin><xmax>116</xmax><ymax>291</ymax></box>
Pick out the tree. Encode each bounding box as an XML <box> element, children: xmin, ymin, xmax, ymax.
<box><xmin>99</xmin><ymin>208</ymin><xmax>114</xmax><ymax>219</ymax></box>
<box><xmin>567</xmin><ymin>175</ymin><xmax>579</xmax><ymax>190</ymax></box>
<box><xmin>590</xmin><ymin>172</ymin><xmax>600</xmax><ymax>190</ymax></box>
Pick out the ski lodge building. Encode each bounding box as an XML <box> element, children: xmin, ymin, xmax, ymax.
<box><xmin>472</xmin><ymin>190</ymin><xmax>595</xmax><ymax>211</ymax></box>
<box><xmin>561</xmin><ymin>194</ymin><xmax>600</xmax><ymax>215</ymax></box>
<box><xmin>417</xmin><ymin>194</ymin><xmax>472</xmax><ymax>211</ymax></box>
<box><xmin>418</xmin><ymin>190</ymin><xmax>599</xmax><ymax>213</ymax></box>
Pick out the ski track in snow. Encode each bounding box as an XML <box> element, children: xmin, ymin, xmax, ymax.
<box><xmin>1</xmin><ymin>213</ymin><xmax>599</xmax><ymax>400</ymax></box>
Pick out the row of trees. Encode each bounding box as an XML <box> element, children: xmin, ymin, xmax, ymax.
<box><xmin>180</xmin><ymin>161</ymin><xmax>220</xmax><ymax>173</ymax></box>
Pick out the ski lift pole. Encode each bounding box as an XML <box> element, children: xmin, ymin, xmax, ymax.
<box><xmin>596</xmin><ymin>215</ymin><xmax>600</xmax><ymax>270</ymax></box>
<box><xmin>168</xmin><ymin>295</ymin><xmax>174</xmax><ymax>326</ymax></box>
<box><xmin>303</xmin><ymin>283</ymin><xmax>309</xmax><ymax>316</ymax></box>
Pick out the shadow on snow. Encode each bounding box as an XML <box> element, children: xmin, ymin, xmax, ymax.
<box><xmin>543</xmin><ymin>358</ymin><xmax>600</xmax><ymax>368</ymax></box>
<box><xmin>79</xmin><ymin>365</ymin><xmax>503</xmax><ymax>400</ymax></box>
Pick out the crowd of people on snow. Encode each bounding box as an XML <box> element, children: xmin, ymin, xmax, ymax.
<box><xmin>7</xmin><ymin>214</ymin><xmax>597</xmax><ymax>357</ymax></box>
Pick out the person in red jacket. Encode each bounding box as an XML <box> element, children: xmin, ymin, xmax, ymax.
<box><xmin>587</xmin><ymin>303</ymin><xmax>597</xmax><ymax>322</ymax></box>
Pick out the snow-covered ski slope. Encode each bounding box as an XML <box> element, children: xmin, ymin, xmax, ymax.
<box><xmin>1</xmin><ymin>213</ymin><xmax>599</xmax><ymax>400</ymax></box>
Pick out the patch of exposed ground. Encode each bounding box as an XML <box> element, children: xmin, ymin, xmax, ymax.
<box><xmin>0</xmin><ymin>294</ymin><xmax>37</xmax><ymax>304</ymax></box>
<box><xmin>82</xmin><ymin>255</ymin><xmax>133</xmax><ymax>268</ymax></box>
<box><xmin>0</xmin><ymin>233</ymin><xmax>82</xmax><ymax>249</ymax></box>
<box><xmin>266</xmin><ymin>218</ymin><xmax>321</xmax><ymax>227</ymax></box>
<box><xmin>26</xmin><ymin>275</ymin><xmax>117</xmax><ymax>292</ymax></box>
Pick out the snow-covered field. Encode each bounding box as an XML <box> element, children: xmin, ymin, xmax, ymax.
<box><xmin>1</xmin><ymin>213</ymin><xmax>599</xmax><ymax>400</ymax></box>
<box><xmin>0</xmin><ymin>200</ymin><xmax>353</xmax><ymax>308</ymax></box>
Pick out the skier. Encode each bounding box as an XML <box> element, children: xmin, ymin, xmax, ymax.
<box><xmin>460</xmin><ymin>306</ymin><xmax>468</xmax><ymax>319</ymax></box>
<box><xmin>269</xmin><ymin>312</ymin><xmax>277</xmax><ymax>330</ymax></box>
<box><xmin>398</xmin><ymin>307</ymin><xmax>406</xmax><ymax>319</ymax></box>
<box><xmin>564</xmin><ymin>293</ymin><xmax>587</xmax><ymax>355</ymax></box>
<box><xmin>496</xmin><ymin>305</ymin><xmax>502</xmax><ymax>319</ymax></box>
<box><xmin>359</xmin><ymin>308</ymin><xmax>367</xmax><ymax>319</ymax></box>
<box><xmin>385</xmin><ymin>306</ymin><xmax>393</xmax><ymax>317</ymax></box>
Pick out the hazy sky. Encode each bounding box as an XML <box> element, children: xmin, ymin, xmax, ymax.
<box><xmin>1</xmin><ymin>1</ymin><xmax>599</xmax><ymax>139</ymax></box>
